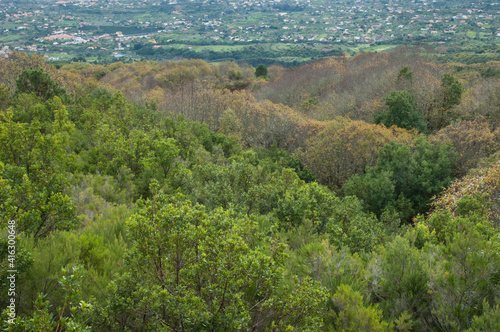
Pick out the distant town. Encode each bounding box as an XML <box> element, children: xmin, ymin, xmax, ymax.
<box><xmin>1</xmin><ymin>0</ymin><xmax>498</xmax><ymax>64</ymax></box>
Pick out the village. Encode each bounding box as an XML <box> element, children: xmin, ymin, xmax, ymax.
<box><xmin>0</xmin><ymin>0</ymin><xmax>498</xmax><ymax>62</ymax></box>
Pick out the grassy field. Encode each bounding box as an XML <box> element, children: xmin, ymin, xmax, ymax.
<box><xmin>0</xmin><ymin>34</ymin><xmax>23</xmax><ymax>43</ymax></box>
<box><xmin>162</xmin><ymin>43</ymin><xmax>310</xmax><ymax>54</ymax></box>
<box><xmin>191</xmin><ymin>45</ymin><xmax>250</xmax><ymax>52</ymax></box>
<box><xmin>466</xmin><ymin>31</ymin><xmax>477</xmax><ymax>38</ymax></box>
<box><xmin>347</xmin><ymin>44</ymin><xmax>397</xmax><ymax>53</ymax></box>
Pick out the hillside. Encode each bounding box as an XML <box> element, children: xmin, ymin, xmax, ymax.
<box><xmin>0</xmin><ymin>51</ymin><xmax>500</xmax><ymax>330</ymax></box>
<box><xmin>1</xmin><ymin>0</ymin><xmax>499</xmax><ymax>65</ymax></box>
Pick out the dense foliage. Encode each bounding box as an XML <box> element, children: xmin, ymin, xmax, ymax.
<box><xmin>1</xmin><ymin>51</ymin><xmax>499</xmax><ymax>331</ymax></box>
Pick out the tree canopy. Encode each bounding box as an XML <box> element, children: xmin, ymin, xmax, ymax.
<box><xmin>1</xmin><ymin>52</ymin><xmax>499</xmax><ymax>331</ymax></box>
<box><xmin>374</xmin><ymin>90</ymin><xmax>427</xmax><ymax>133</ymax></box>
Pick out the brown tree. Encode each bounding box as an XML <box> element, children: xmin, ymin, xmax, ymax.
<box><xmin>299</xmin><ymin>119</ymin><xmax>416</xmax><ymax>188</ymax></box>
<box><xmin>434</xmin><ymin>117</ymin><xmax>499</xmax><ymax>176</ymax></box>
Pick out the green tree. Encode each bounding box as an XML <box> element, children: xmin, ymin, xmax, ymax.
<box><xmin>328</xmin><ymin>284</ymin><xmax>391</xmax><ymax>332</ymax></box>
<box><xmin>326</xmin><ymin>196</ymin><xmax>386</xmax><ymax>253</ymax></box>
<box><xmin>429</xmin><ymin>73</ymin><xmax>465</xmax><ymax>129</ymax></box>
<box><xmin>0</xmin><ymin>108</ymin><xmax>77</xmax><ymax>237</ymax></box>
<box><xmin>441</xmin><ymin>73</ymin><xmax>464</xmax><ymax>111</ymax></box>
<box><xmin>342</xmin><ymin>170</ymin><xmax>395</xmax><ymax>217</ymax></box>
<box><xmin>1</xmin><ymin>266</ymin><xmax>94</xmax><ymax>331</ymax></box>
<box><xmin>373</xmin><ymin>138</ymin><xmax>457</xmax><ymax>214</ymax></box>
<box><xmin>15</xmin><ymin>68</ymin><xmax>68</xmax><ymax>102</ymax></box>
<box><xmin>0</xmin><ymin>84</ymin><xmax>10</xmax><ymax>110</ymax></box>
<box><xmin>255</xmin><ymin>64</ymin><xmax>268</xmax><ymax>78</ymax></box>
<box><xmin>94</xmin><ymin>182</ymin><xmax>327</xmax><ymax>331</ymax></box>
<box><xmin>431</xmin><ymin>223</ymin><xmax>500</xmax><ymax>331</ymax></box>
<box><xmin>274</xmin><ymin>181</ymin><xmax>337</xmax><ymax>233</ymax></box>
<box><xmin>466</xmin><ymin>301</ymin><xmax>500</xmax><ymax>332</ymax></box>
<box><xmin>0</xmin><ymin>174</ymin><xmax>77</xmax><ymax>238</ymax></box>
<box><xmin>370</xmin><ymin>236</ymin><xmax>431</xmax><ymax>330</ymax></box>
<box><xmin>397</xmin><ymin>66</ymin><xmax>413</xmax><ymax>81</ymax></box>
<box><xmin>0</xmin><ymin>233</ymin><xmax>33</xmax><ymax>314</ymax></box>
<box><xmin>375</xmin><ymin>90</ymin><xmax>427</xmax><ymax>133</ymax></box>
<box><xmin>413</xmin><ymin>195</ymin><xmax>500</xmax><ymax>330</ymax></box>
<box><xmin>342</xmin><ymin>137</ymin><xmax>456</xmax><ymax>219</ymax></box>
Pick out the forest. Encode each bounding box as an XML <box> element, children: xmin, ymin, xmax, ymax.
<box><xmin>0</xmin><ymin>49</ymin><xmax>500</xmax><ymax>331</ymax></box>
